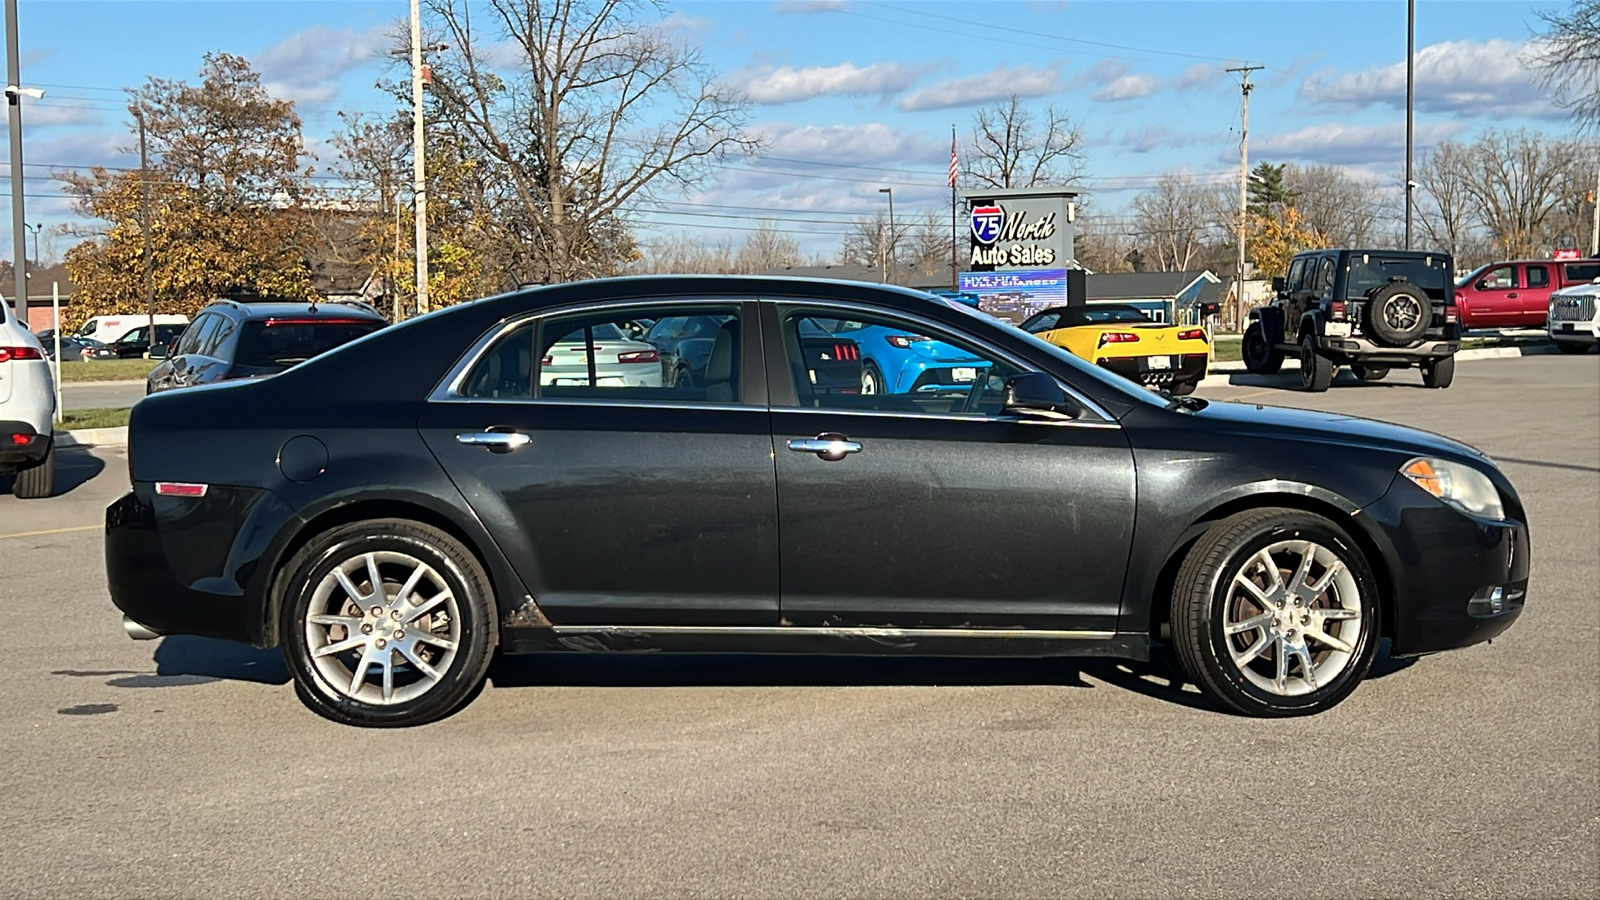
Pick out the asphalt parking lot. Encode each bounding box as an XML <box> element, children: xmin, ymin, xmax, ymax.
<box><xmin>0</xmin><ymin>354</ymin><xmax>1595</xmax><ymax>899</ymax></box>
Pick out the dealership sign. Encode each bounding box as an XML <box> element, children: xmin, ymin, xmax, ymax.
<box><xmin>962</xmin><ymin>187</ymin><xmax>1075</xmax><ymax>273</ymax></box>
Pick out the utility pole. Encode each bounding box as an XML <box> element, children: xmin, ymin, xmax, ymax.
<box><xmin>1227</xmin><ymin>64</ymin><xmax>1263</xmax><ymax>321</ymax></box>
<box><xmin>1404</xmin><ymin>0</ymin><xmax>1415</xmax><ymax>250</ymax></box>
<box><xmin>133</xmin><ymin>105</ymin><xmax>153</xmax><ymax>330</ymax></box>
<box><xmin>1591</xmin><ymin>165</ymin><xmax>1599</xmax><ymax>257</ymax></box>
<box><xmin>409</xmin><ymin>0</ymin><xmax>429</xmax><ymax>317</ymax></box>
<box><xmin>878</xmin><ymin>187</ymin><xmax>894</xmax><ymax>284</ymax></box>
<box><xmin>6</xmin><ymin>0</ymin><xmax>27</xmax><ymax>327</ymax></box>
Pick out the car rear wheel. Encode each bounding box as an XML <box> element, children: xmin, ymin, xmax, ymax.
<box><xmin>280</xmin><ymin>519</ymin><xmax>496</xmax><ymax>727</ymax></box>
<box><xmin>12</xmin><ymin>439</ymin><xmax>55</xmax><ymax>499</ymax></box>
<box><xmin>1420</xmin><ymin>355</ymin><xmax>1455</xmax><ymax>389</ymax></box>
<box><xmin>1350</xmin><ymin>364</ymin><xmax>1389</xmax><ymax>382</ymax></box>
<box><xmin>1170</xmin><ymin>508</ymin><xmax>1380</xmax><ymax>717</ymax></box>
<box><xmin>1242</xmin><ymin>322</ymin><xmax>1283</xmax><ymax>374</ymax></box>
<box><xmin>860</xmin><ymin>363</ymin><xmax>885</xmax><ymax>395</ymax></box>
<box><xmin>1299</xmin><ymin>336</ymin><xmax>1334</xmax><ymax>392</ymax></box>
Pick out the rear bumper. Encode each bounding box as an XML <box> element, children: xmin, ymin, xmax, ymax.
<box><xmin>0</xmin><ymin>420</ymin><xmax>50</xmax><ymax>466</ymax></box>
<box><xmin>1313</xmin><ymin>334</ymin><xmax>1458</xmax><ymax>364</ymax></box>
<box><xmin>1360</xmin><ymin>477</ymin><xmax>1529</xmax><ymax>657</ymax></box>
<box><xmin>1096</xmin><ymin>353</ymin><xmax>1207</xmax><ymax>388</ymax></box>
<box><xmin>105</xmin><ymin>484</ymin><xmax>294</xmax><ymax>647</ymax></box>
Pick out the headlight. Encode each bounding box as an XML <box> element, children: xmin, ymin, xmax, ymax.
<box><xmin>1401</xmin><ymin>457</ymin><xmax>1505</xmax><ymax>520</ymax></box>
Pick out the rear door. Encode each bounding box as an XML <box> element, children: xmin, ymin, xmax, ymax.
<box><xmin>1522</xmin><ymin>264</ymin><xmax>1553</xmax><ymax>324</ymax></box>
<box><xmin>418</xmin><ymin>298</ymin><xmax>779</xmax><ymax>627</ymax></box>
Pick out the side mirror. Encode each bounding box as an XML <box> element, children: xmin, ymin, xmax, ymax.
<box><xmin>1002</xmin><ymin>372</ymin><xmax>1081</xmax><ymax>419</ymax></box>
<box><xmin>1270</xmin><ymin>276</ymin><xmax>1286</xmax><ymax>293</ymax></box>
<box><xmin>1475</xmin><ymin>280</ymin><xmax>1488</xmax><ymax>291</ymax></box>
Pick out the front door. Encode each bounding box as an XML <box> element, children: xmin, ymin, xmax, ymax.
<box><xmin>1465</xmin><ymin>264</ymin><xmax>1519</xmax><ymax>327</ymax></box>
<box><xmin>764</xmin><ymin>302</ymin><xmax>1137</xmax><ymax>633</ymax></box>
<box><xmin>418</xmin><ymin>300</ymin><xmax>779</xmax><ymax>627</ymax></box>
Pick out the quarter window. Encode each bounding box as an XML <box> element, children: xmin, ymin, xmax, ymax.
<box><xmin>1315</xmin><ymin>257</ymin><xmax>1335</xmax><ymax>292</ymax></box>
<box><xmin>779</xmin><ymin>310</ymin><xmax>1028</xmax><ymax>418</ymax></box>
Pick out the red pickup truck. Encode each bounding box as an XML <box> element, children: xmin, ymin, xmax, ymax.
<box><xmin>1454</xmin><ymin>258</ymin><xmax>1600</xmax><ymax>329</ymax></box>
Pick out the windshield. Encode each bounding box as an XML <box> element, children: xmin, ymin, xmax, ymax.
<box><xmin>1346</xmin><ymin>253</ymin><xmax>1450</xmax><ymax>300</ymax></box>
<box><xmin>1455</xmin><ymin>265</ymin><xmax>1489</xmax><ymax>289</ymax></box>
<box><xmin>1062</xmin><ymin>306</ymin><xmax>1151</xmax><ymax>326</ymax></box>
<box><xmin>234</xmin><ymin>319</ymin><xmax>383</xmax><ymax>370</ymax></box>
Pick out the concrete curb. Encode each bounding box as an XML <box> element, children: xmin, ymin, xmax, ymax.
<box><xmin>61</xmin><ymin>379</ymin><xmax>147</xmax><ymax>388</ymax></box>
<box><xmin>56</xmin><ymin>426</ymin><xmax>129</xmax><ymax>449</ymax></box>
<box><xmin>1200</xmin><ymin>343</ymin><xmax>1558</xmax><ymax>386</ymax></box>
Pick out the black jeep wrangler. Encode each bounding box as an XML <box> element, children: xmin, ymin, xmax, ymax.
<box><xmin>1243</xmin><ymin>249</ymin><xmax>1461</xmax><ymax>391</ymax></box>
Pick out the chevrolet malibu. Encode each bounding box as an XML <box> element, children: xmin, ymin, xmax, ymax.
<box><xmin>106</xmin><ymin>276</ymin><xmax>1529</xmax><ymax>726</ymax></box>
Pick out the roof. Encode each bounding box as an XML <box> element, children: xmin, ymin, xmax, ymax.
<box><xmin>0</xmin><ymin>262</ymin><xmax>78</xmax><ymax>300</ymax></box>
<box><xmin>1086</xmin><ymin>270</ymin><xmax>1220</xmax><ymax>304</ymax></box>
<box><xmin>960</xmin><ymin>186</ymin><xmax>1080</xmax><ymax>201</ymax></box>
<box><xmin>207</xmin><ymin>298</ymin><xmax>387</xmax><ymax>321</ymax></box>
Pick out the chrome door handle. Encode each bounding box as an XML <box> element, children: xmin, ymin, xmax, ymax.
<box><xmin>787</xmin><ymin>433</ymin><xmax>861</xmax><ymax>461</ymax></box>
<box><xmin>456</xmin><ymin>431</ymin><xmax>531</xmax><ymax>452</ymax></box>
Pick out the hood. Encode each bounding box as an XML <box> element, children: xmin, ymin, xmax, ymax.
<box><xmin>1191</xmin><ymin>400</ymin><xmax>1492</xmax><ymax>465</ymax></box>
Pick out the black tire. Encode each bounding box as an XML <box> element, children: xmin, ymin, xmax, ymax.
<box><xmin>1169</xmin><ymin>508</ymin><xmax>1381</xmax><ymax>717</ymax></box>
<box><xmin>280</xmin><ymin>519</ymin><xmax>497</xmax><ymax>727</ymax></box>
<box><xmin>1299</xmin><ymin>336</ymin><xmax>1334</xmax><ymax>392</ymax></box>
<box><xmin>1420</xmin><ymin>354</ymin><xmax>1455</xmax><ymax>389</ymax></box>
<box><xmin>1556</xmin><ymin>341</ymin><xmax>1593</xmax><ymax>355</ymax></box>
<box><xmin>1168</xmin><ymin>380</ymin><xmax>1197</xmax><ymax>396</ymax></box>
<box><xmin>12</xmin><ymin>438</ymin><xmax>55</xmax><ymax>499</ymax></box>
<box><xmin>1242</xmin><ymin>322</ymin><xmax>1284</xmax><ymax>374</ymax></box>
<box><xmin>1349</xmin><ymin>364</ymin><xmax>1389</xmax><ymax>382</ymax></box>
<box><xmin>1364</xmin><ymin>283</ymin><xmax>1430</xmax><ymax>347</ymax></box>
<box><xmin>668</xmin><ymin>364</ymin><xmax>690</xmax><ymax>388</ymax></box>
<box><xmin>860</xmin><ymin>362</ymin><xmax>885</xmax><ymax>395</ymax></box>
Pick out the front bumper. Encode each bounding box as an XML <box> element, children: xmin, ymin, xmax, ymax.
<box><xmin>1097</xmin><ymin>353</ymin><xmax>1207</xmax><ymax>388</ymax></box>
<box><xmin>106</xmin><ymin>484</ymin><xmax>294</xmax><ymax>646</ymax></box>
<box><xmin>1549</xmin><ymin>321</ymin><xmax>1599</xmax><ymax>343</ymax></box>
<box><xmin>1360</xmin><ymin>476</ymin><xmax>1529</xmax><ymax>657</ymax></box>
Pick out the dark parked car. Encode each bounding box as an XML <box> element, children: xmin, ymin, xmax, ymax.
<box><xmin>145</xmin><ymin>298</ymin><xmax>387</xmax><ymax>394</ymax></box>
<box><xmin>86</xmin><ymin>323</ymin><xmax>187</xmax><ymax>360</ymax></box>
<box><xmin>107</xmin><ymin>277</ymin><xmax>1529</xmax><ymax>726</ymax></box>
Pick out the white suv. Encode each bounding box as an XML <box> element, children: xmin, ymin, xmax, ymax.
<box><xmin>0</xmin><ymin>300</ymin><xmax>56</xmax><ymax>498</ymax></box>
<box><xmin>1549</xmin><ymin>282</ymin><xmax>1600</xmax><ymax>354</ymax></box>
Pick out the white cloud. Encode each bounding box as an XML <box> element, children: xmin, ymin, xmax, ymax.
<box><xmin>1251</xmin><ymin>121</ymin><xmax>1464</xmax><ymax>166</ymax></box>
<box><xmin>1094</xmin><ymin>74</ymin><xmax>1160</xmax><ymax>102</ymax></box>
<box><xmin>1119</xmin><ymin>125</ymin><xmax>1226</xmax><ymax>154</ymax></box>
<box><xmin>1174</xmin><ymin>63</ymin><xmax>1224</xmax><ymax>91</ymax></box>
<box><xmin>1299</xmin><ymin>39</ymin><xmax>1561</xmax><ymax>119</ymax></box>
<box><xmin>752</xmin><ymin>121</ymin><xmax>944</xmax><ymax>165</ymax></box>
<box><xmin>737</xmin><ymin>62</ymin><xmax>928</xmax><ymax>105</ymax></box>
<box><xmin>21</xmin><ymin>102</ymin><xmax>103</xmax><ymax>128</ymax></box>
<box><xmin>254</xmin><ymin>25</ymin><xmax>389</xmax><ymax>106</ymax></box>
<box><xmin>898</xmin><ymin>65</ymin><xmax>1060</xmax><ymax>112</ymax></box>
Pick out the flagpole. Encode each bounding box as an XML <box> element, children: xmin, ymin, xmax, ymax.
<box><xmin>949</xmin><ymin>125</ymin><xmax>958</xmax><ymax>291</ymax></box>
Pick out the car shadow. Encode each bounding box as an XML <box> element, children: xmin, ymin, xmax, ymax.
<box><xmin>52</xmin><ymin>447</ymin><xmax>106</xmax><ymax>496</ymax></box>
<box><xmin>145</xmin><ymin>635</ymin><xmax>290</xmax><ymax>685</ymax></box>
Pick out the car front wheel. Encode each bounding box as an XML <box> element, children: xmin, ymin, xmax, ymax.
<box><xmin>280</xmin><ymin>519</ymin><xmax>497</xmax><ymax>727</ymax></box>
<box><xmin>1170</xmin><ymin>508</ymin><xmax>1380</xmax><ymax>717</ymax></box>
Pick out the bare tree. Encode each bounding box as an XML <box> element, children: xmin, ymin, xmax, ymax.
<box><xmin>732</xmin><ymin>221</ymin><xmax>801</xmax><ymax>274</ymax></box>
<box><xmin>419</xmin><ymin>0</ymin><xmax>760</xmax><ymax>284</ymax></box>
<box><xmin>902</xmin><ymin>209</ymin><xmax>954</xmax><ymax>277</ymax></box>
<box><xmin>1414</xmin><ymin>140</ymin><xmax>1485</xmax><ymax>261</ymax></box>
<box><xmin>965</xmin><ymin>92</ymin><xmax>1085</xmax><ymax>189</ymax></box>
<box><xmin>1284</xmin><ymin>164</ymin><xmax>1383</xmax><ymax>247</ymax></box>
<box><xmin>1130</xmin><ymin>174</ymin><xmax>1211</xmax><ymax>271</ymax></box>
<box><xmin>1528</xmin><ymin>1</ymin><xmax>1600</xmax><ymax>132</ymax></box>
<box><xmin>1460</xmin><ymin>129</ymin><xmax>1583</xmax><ymax>258</ymax></box>
<box><xmin>1072</xmin><ymin>203</ymin><xmax>1134</xmax><ymax>273</ymax></box>
<box><xmin>839</xmin><ymin>210</ymin><xmax>893</xmax><ymax>273</ymax></box>
<box><xmin>633</xmin><ymin>230</ymin><xmax>735</xmax><ymax>273</ymax></box>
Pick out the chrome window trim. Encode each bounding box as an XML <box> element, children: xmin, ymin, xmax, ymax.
<box><xmin>765</xmin><ymin>297</ymin><xmax>1118</xmax><ymax>424</ymax></box>
<box><xmin>428</xmin><ymin>296</ymin><xmax>754</xmax><ymax>404</ymax></box>
<box><xmin>770</xmin><ymin>406</ymin><xmax>1120</xmax><ymax>429</ymax></box>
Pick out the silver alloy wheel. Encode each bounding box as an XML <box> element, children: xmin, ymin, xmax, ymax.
<box><xmin>1222</xmin><ymin>539</ymin><xmax>1363</xmax><ymax>696</ymax></box>
<box><xmin>1383</xmin><ymin>293</ymin><xmax>1422</xmax><ymax>331</ymax></box>
<box><xmin>303</xmin><ymin>551</ymin><xmax>462</xmax><ymax>705</ymax></box>
<box><xmin>861</xmin><ymin>367</ymin><xmax>880</xmax><ymax>395</ymax></box>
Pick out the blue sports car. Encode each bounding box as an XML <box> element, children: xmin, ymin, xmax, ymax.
<box><xmin>825</xmin><ymin>319</ymin><xmax>992</xmax><ymax>396</ymax></box>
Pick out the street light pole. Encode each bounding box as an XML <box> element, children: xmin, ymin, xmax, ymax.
<box><xmin>133</xmin><ymin>105</ymin><xmax>154</xmax><ymax>332</ymax></box>
<box><xmin>409</xmin><ymin>0</ymin><xmax>429</xmax><ymax>317</ymax></box>
<box><xmin>878</xmin><ymin>187</ymin><xmax>894</xmax><ymax>284</ymax></box>
<box><xmin>1404</xmin><ymin>0</ymin><xmax>1415</xmax><ymax>250</ymax></box>
<box><xmin>5</xmin><ymin>0</ymin><xmax>28</xmax><ymax>327</ymax></box>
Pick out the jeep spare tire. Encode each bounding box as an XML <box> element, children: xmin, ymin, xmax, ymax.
<box><xmin>1365</xmin><ymin>283</ymin><xmax>1429</xmax><ymax>347</ymax></box>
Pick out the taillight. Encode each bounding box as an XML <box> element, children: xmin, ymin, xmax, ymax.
<box><xmin>885</xmin><ymin>334</ymin><xmax>930</xmax><ymax>349</ymax></box>
<box><xmin>617</xmin><ymin>349</ymin><xmax>659</xmax><ymax>364</ymax></box>
<box><xmin>155</xmin><ymin>482</ymin><xmax>208</xmax><ymax>497</ymax></box>
<box><xmin>1177</xmin><ymin>328</ymin><xmax>1207</xmax><ymax>342</ymax></box>
<box><xmin>541</xmin><ymin>354</ymin><xmax>553</xmax><ymax>366</ymax></box>
<box><xmin>9</xmin><ymin>433</ymin><xmax>35</xmax><ymax>446</ymax></box>
<box><xmin>1330</xmin><ymin>300</ymin><xmax>1347</xmax><ymax>322</ymax></box>
<box><xmin>1097</xmin><ymin>332</ymin><xmax>1140</xmax><ymax>347</ymax></box>
<box><xmin>831</xmin><ymin>343</ymin><xmax>859</xmax><ymax>361</ymax></box>
<box><xmin>1445</xmin><ymin>305</ymin><xmax>1459</xmax><ymax>324</ymax></box>
<box><xmin>0</xmin><ymin>346</ymin><xmax>44</xmax><ymax>362</ymax></box>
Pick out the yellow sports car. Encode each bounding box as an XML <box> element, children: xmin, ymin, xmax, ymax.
<box><xmin>1019</xmin><ymin>304</ymin><xmax>1210</xmax><ymax>395</ymax></box>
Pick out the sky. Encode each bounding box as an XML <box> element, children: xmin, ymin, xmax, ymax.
<box><xmin>0</xmin><ymin>0</ymin><xmax>1571</xmax><ymax>266</ymax></box>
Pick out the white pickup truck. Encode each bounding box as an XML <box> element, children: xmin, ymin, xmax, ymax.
<box><xmin>1549</xmin><ymin>282</ymin><xmax>1600</xmax><ymax>354</ymax></box>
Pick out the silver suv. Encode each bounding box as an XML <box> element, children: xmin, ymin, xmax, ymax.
<box><xmin>0</xmin><ymin>301</ymin><xmax>57</xmax><ymax>498</ymax></box>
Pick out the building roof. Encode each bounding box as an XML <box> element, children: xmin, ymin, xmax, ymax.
<box><xmin>960</xmin><ymin>186</ymin><xmax>1081</xmax><ymax>201</ymax></box>
<box><xmin>0</xmin><ymin>263</ymin><xmax>78</xmax><ymax>301</ymax></box>
<box><xmin>1086</xmin><ymin>270</ymin><xmax>1220</xmax><ymax>305</ymax></box>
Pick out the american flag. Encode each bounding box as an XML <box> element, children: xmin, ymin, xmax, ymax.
<box><xmin>948</xmin><ymin>131</ymin><xmax>959</xmax><ymax>188</ymax></box>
